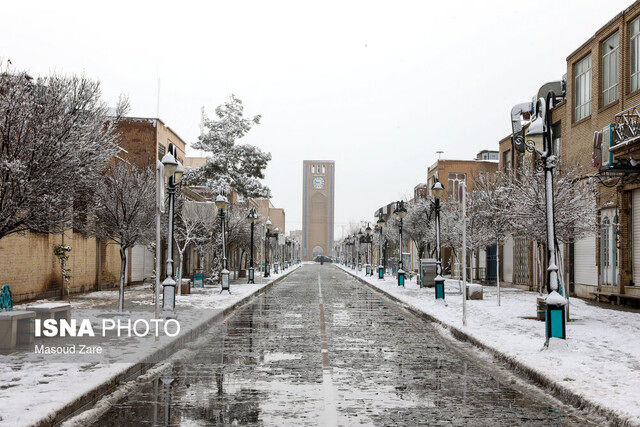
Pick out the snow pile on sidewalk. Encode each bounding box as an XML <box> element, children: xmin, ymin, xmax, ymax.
<box><xmin>339</xmin><ymin>265</ymin><xmax>640</xmax><ymax>425</ymax></box>
<box><xmin>0</xmin><ymin>266</ymin><xmax>299</xmax><ymax>426</ymax></box>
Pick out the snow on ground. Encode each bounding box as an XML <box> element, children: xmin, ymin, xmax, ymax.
<box><xmin>0</xmin><ymin>266</ymin><xmax>299</xmax><ymax>426</ymax></box>
<box><xmin>338</xmin><ymin>264</ymin><xmax>640</xmax><ymax>425</ymax></box>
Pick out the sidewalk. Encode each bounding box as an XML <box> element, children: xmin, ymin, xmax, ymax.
<box><xmin>338</xmin><ymin>264</ymin><xmax>640</xmax><ymax>425</ymax></box>
<box><xmin>0</xmin><ymin>264</ymin><xmax>300</xmax><ymax>426</ymax></box>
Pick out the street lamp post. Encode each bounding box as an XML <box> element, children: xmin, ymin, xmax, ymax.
<box><xmin>351</xmin><ymin>233</ymin><xmax>356</xmax><ymax>270</ymax></box>
<box><xmin>357</xmin><ymin>229</ymin><xmax>363</xmax><ymax>271</ymax></box>
<box><xmin>264</xmin><ymin>220</ymin><xmax>273</xmax><ymax>278</ymax></box>
<box><xmin>160</xmin><ymin>143</ymin><xmax>184</xmax><ymax>318</ymax></box>
<box><xmin>431</xmin><ymin>178</ymin><xmax>446</xmax><ymax>299</ymax></box>
<box><xmin>281</xmin><ymin>238</ymin><xmax>287</xmax><ymax>270</ymax></box>
<box><xmin>215</xmin><ymin>193</ymin><xmax>230</xmax><ymax>294</ymax></box>
<box><xmin>365</xmin><ymin>224</ymin><xmax>373</xmax><ymax>276</ymax></box>
<box><xmin>273</xmin><ymin>227</ymin><xmax>280</xmax><ymax>273</ymax></box>
<box><xmin>512</xmin><ymin>87</ymin><xmax>567</xmax><ymax>343</ymax></box>
<box><xmin>394</xmin><ymin>201</ymin><xmax>407</xmax><ymax>286</ymax></box>
<box><xmin>376</xmin><ymin>212</ymin><xmax>386</xmax><ymax>279</ymax></box>
<box><xmin>246</xmin><ymin>208</ymin><xmax>258</xmax><ymax>284</ymax></box>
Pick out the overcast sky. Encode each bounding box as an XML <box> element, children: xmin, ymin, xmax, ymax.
<box><xmin>1</xmin><ymin>0</ymin><xmax>634</xmax><ymax>238</ymax></box>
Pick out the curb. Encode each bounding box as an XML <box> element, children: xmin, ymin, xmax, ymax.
<box><xmin>37</xmin><ymin>266</ymin><xmax>300</xmax><ymax>427</ymax></box>
<box><xmin>337</xmin><ymin>265</ymin><xmax>631</xmax><ymax>427</ymax></box>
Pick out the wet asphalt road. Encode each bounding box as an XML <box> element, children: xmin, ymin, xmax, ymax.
<box><xmin>89</xmin><ymin>264</ymin><xmax>594</xmax><ymax>426</ymax></box>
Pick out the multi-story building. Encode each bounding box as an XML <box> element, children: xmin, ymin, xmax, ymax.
<box><xmin>560</xmin><ymin>1</ymin><xmax>640</xmax><ymax>302</ymax></box>
<box><xmin>499</xmin><ymin>1</ymin><xmax>640</xmax><ymax>303</ymax></box>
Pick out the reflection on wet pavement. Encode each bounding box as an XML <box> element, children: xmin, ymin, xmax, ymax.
<box><xmin>90</xmin><ymin>264</ymin><xmax>593</xmax><ymax>425</ymax></box>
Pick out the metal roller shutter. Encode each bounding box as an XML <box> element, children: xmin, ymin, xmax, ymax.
<box><xmin>574</xmin><ymin>235</ymin><xmax>597</xmax><ymax>286</ymax></box>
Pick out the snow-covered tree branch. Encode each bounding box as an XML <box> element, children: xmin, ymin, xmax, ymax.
<box><xmin>0</xmin><ymin>68</ymin><xmax>120</xmax><ymax>240</ymax></box>
<box><xmin>184</xmin><ymin>95</ymin><xmax>272</xmax><ymax>198</ymax></box>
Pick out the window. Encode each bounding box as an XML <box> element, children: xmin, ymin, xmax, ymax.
<box><xmin>574</xmin><ymin>55</ymin><xmax>591</xmax><ymax>121</ymax></box>
<box><xmin>631</xmin><ymin>17</ymin><xmax>640</xmax><ymax>92</ymax></box>
<box><xmin>311</xmin><ymin>165</ymin><xmax>315</xmax><ymax>173</ymax></box>
<box><xmin>158</xmin><ymin>144</ymin><xmax>166</xmax><ymax>161</ymax></box>
<box><xmin>602</xmin><ymin>32</ymin><xmax>619</xmax><ymax>106</ymax></box>
<box><xmin>448</xmin><ymin>173</ymin><xmax>466</xmax><ymax>202</ymax></box>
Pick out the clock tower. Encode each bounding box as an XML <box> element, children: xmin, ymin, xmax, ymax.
<box><xmin>302</xmin><ymin>160</ymin><xmax>335</xmax><ymax>260</ymax></box>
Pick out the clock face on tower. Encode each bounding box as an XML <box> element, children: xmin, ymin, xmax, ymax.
<box><xmin>312</xmin><ymin>176</ymin><xmax>325</xmax><ymax>189</ymax></box>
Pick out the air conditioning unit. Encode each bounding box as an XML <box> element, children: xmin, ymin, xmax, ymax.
<box><xmin>601</xmin><ymin>124</ymin><xmax>615</xmax><ymax>169</ymax></box>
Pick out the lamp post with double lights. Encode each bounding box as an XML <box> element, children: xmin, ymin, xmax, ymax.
<box><xmin>350</xmin><ymin>235</ymin><xmax>356</xmax><ymax>269</ymax></box>
<box><xmin>393</xmin><ymin>201</ymin><xmax>407</xmax><ymax>286</ymax></box>
<box><xmin>160</xmin><ymin>143</ymin><xmax>184</xmax><ymax>317</ymax></box>
<box><xmin>377</xmin><ymin>212</ymin><xmax>386</xmax><ymax>279</ymax></box>
<box><xmin>431</xmin><ymin>177</ymin><xmax>446</xmax><ymax>299</ymax></box>
<box><xmin>246</xmin><ymin>208</ymin><xmax>258</xmax><ymax>284</ymax></box>
<box><xmin>364</xmin><ymin>223</ymin><xmax>373</xmax><ymax>276</ymax></box>
<box><xmin>511</xmin><ymin>82</ymin><xmax>567</xmax><ymax>343</ymax></box>
<box><xmin>215</xmin><ymin>193</ymin><xmax>230</xmax><ymax>293</ymax></box>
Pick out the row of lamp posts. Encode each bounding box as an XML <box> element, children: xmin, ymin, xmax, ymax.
<box><xmin>357</xmin><ymin>179</ymin><xmax>445</xmax><ymax>296</ymax></box>
<box><xmin>157</xmin><ymin>148</ymin><xmax>294</xmax><ymax>316</ymax></box>
<box><xmin>347</xmin><ymin>87</ymin><xmax>565</xmax><ymax>344</ymax></box>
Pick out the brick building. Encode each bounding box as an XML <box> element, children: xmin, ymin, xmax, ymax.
<box><xmin>560</xmin><ymin>1</ymin><xmax>640</xmax><ymax>301</ymax></box>
<box><xmin>498</xmin><ymin>1</ymin><xmax>640</xmax><ymax>302</ymax></box>
<box><xmin>426</xmin><ymin>152</ymin><xmax>499</xmax><ymax>280</ymax></box>
<box><xmin>114</xmin><ymin>117</ymin><xmax>190</xmax><ymax>284</ymax></box>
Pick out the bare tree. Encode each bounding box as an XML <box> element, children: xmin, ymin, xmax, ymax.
<box><xmin>0</xmin><ymin>68</ymin><xmax>120</xmax><ymax>240</ymax></box>
<box><xmin>500</xmin><ymin>160</ymin><xmax>596</xmax><ymax>293</ymax></box>
<box><xmin>473</xmin><ymin>172</ymin><xmax>511</xmax><ymax>304</ymax></box>
<box><xmin>504</xmin><ymin>160</ymin><xmax>596</xmax><ymax>244</ymax></box>
<box><xmin>402</xmin><ymin>199</ymin><xmax>434</xmax><ymax>260</ymax></box>
<box><xmin>174</xmin><ymin>201</ymin><xmax>216</xmax><ymax>295</ymax></box>
<box><xmin>88</xmin><ymin>163</ymin><xmax>155</xmax><ymax>311</ymax></box>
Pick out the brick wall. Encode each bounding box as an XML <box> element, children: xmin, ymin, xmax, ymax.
<box><xmin>426</xmin><ymin>159</ymin><xmax>498</xmax><ymax>194</ymax></box>
<box><xmin>0</xmin><ymin>231</ymin><xmax>121</xmax><ymax>302</ymax></box>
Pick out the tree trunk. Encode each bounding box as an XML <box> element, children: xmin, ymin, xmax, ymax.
<box><xmin>177</xmin><ymin>250</ymin><xmax>184</xmax><ymax>296</ymax></box>
<box><xmin>119</xmin><ymin>246</ymin><xmax>126</xmax><ymax>312</ymax></box>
